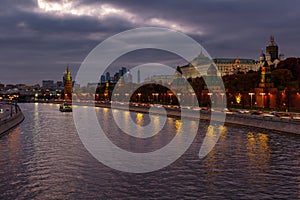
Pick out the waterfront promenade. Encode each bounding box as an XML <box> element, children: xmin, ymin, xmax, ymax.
<box><xmin>75</xmin><ymin>102</ymin><xmax>300</xmax><ymax>134</ymax></box>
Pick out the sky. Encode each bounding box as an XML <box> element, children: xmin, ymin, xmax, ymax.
<box><xmin>1</xmin><ymin>0</ymin><xmax>300</xmax><ymax>84</ymax></box>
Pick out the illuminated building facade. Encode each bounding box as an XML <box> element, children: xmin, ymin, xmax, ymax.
<box><xmin>178</xmin><ymin>53</ymin><xmax>260</xmax><ymax>78</ymax></box>
<box><xmin>213</xmin><ymin>58</ymin><xmax>260</xmax><ymax>76</ymax></box>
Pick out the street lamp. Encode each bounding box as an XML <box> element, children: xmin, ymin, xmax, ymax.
<box><xmin>155</xmin><ymin>93</ymin><xmax>159</xmax><ymax>103</ymax></box>
<box><xmin>260</xmin><ymin>92</ymin><xmax>265</xmax><ymax>109</ymax></box>
<box><xmin>191</xmin><ymin>92</ymin><xmax>195</xmax><ymax>106</ymax></box>
<box><xmin>35</xmin><ymin>93</ymin><xmax>38</xmax><ymax>101</ymax></box>
<box><xmin>168</xmin><ymin>93</ymin><xmax>173</xmax><ymax>104</ymax></box>
<box><xmin>220</xmin><ymin>92</ymin><xmax>225</xmax><ymax>105</ymax></box>
<box><xmin>113</xmin><ymin>93</ymin><xmax>119</xmax><ymax>102</ymax></box>
<box><xmin>177</xmin><ymin>93</ymin><xmax>182</xmax><ymax>103</ymax></box>
<box><xmin>137</xmin><ymin>93</ymin><xmax>141</xmax><ymax>102</ymax></box>
<box><xmin>152</xmin><ymin>93</ymin><xmax>155</xmax><ymax>104</ymax></box>
<box><xmin>125</xmin><ymin>93</ymin><xmax>129</xmax><ymax>102</ymax></box>
<box><xmin>208</xmin><ymin>92</ymin><xmax>213</xmax><ymax>105</ymax></box>
<box><xmin>248</xmin><ymin>92</ymin><xmax>255</xmax><ymax>109</ymax></box>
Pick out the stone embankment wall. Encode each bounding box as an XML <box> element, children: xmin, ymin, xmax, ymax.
<box><xmin>0</xmin><ymin>107</ymin><xmax>25</xmax><ymax>136</ymax></box>
<box><xmin>94</xmin><ymin>103</ymin><xmax>300</xmax><ymax>134</ymax></box>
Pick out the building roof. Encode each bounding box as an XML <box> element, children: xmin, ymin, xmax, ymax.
<box><xmin>213</xmin><ymin>58</ymin><xmax>258</xmax><ymax>64</ymax></box>
<box><xmin>208</xmin><ymin>64</ymin><xmax>217</xmax><ymax>72</ymax></box>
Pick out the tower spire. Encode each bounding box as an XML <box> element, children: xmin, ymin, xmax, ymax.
<box><xmin>63</xmin><ymin>65</ymin><xmax>72</xmax><ymax>101</ymax></box>
<box><xmin>270</xmin><ymin>35</ymin><xmax>274</xmax><ymax>44</ymax></box>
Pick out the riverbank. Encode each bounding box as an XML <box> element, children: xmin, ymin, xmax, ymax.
<box><xmin>34</xmin><ymin>101</ymin><xmax>300</xmax><ymax>135</ymax></box>
<box><xmin>0</xmin><ymin>104</ymin><xmax>25</xmax><ymax>136</ymax></box>
<box><xmin>90</xmin><ymin>103</ymin><xmax>300</xmax><ymax>135</ymax></box>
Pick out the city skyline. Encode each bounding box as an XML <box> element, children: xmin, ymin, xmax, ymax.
<box><xmin>1</xmin><ymin>0</ymin><xmax>300</xmax><ymax>84</ymax></box>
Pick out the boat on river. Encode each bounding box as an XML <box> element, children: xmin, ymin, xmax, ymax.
<box><xmin>59</xmin><ymin>102</ymin><xmax>72</xmax><ymax>112</ymax></box>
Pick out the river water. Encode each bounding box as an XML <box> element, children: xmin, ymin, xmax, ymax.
<box><xmin>0</xmin><ymin>103</ymin><xmax>300</xmax><ymax>199</ymax></box>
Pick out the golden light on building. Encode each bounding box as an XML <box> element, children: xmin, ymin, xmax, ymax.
<box><xmin>235</xmin><ymin>93</ymin><xmax>242</xmax><ymax>104</ymax></box>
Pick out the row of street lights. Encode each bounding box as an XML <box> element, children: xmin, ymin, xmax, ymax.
<box><xmin>102</xmin><ymin>89</ymin><xmax>299</xmax><ymax>111</ymax></box>
<box><xmin>112</xmin><ymin>92</ymin><xmax>192</xmax><ymax>104</ymax></box>
<box><xmin>110</xmin><ymin>92</ymin><xmax>270</xmax><ymax>109</ymax></box>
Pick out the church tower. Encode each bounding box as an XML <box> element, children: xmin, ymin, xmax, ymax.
<box><xmin>266</xmin><ymin>36</ymin><xmax>279</xmax><ymax>62</ymax></box>
<box><xmin>63</xmin><ymin>66</ymin><xmax>72</xmax><ymax>101</ymax></box>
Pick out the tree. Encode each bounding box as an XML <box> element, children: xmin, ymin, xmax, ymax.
<box><xmin>271</xmin><ymin>69</ymin><xmax>293</xmax><ymax>89</ymax></box>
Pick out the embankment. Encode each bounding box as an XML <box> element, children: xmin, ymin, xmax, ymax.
<box><xmin>93</xmin><ymin>103</ymin><xmax>300</xmax><ymax>134</ymax></box>
<box><xmin>0</xmin><ymin>106</ymin><xmax>25</xmax><ymax>136</ymax></box>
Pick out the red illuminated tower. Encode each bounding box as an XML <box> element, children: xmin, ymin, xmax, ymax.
<box><xmin>63</xmin><ymin>66</ymin><xmax>72</xmax><ymax>101</ymax></box>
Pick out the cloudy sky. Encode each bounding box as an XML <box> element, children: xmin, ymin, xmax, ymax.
<box><xmin>1</xmin><ymin>0</ymin><xmax>300</xmax><ymax>84</ymax></box>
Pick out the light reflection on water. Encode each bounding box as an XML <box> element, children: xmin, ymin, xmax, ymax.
<box><xmin>0</xmin><ymin>103</ymin><xmax>300</xmax><ymax>199</ymax></box>
<box><xmin>246</xmin><ymin>132</ymin><xmax>270</xmax><ymax>170</ymax></box>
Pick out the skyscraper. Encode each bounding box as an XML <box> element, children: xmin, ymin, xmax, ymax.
<box><xmin>100</xmin><ymin>75</ymin><xmax>106</xmax><ymax>83</ymax></box>
<box><xmin>137</xmin><ymin>69</ymin><xmax>141</xmax><ymax>84</ymax></box>
<box><xmin>106</xmin><ymin>72</ymin><xmax>110</xmax><ymax>82</ymax></box>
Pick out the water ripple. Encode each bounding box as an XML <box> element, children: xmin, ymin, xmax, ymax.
<box><xmin>0</xmin><ymin>103</ymin><xmax>299</xmax><ymax>199</ymax></box>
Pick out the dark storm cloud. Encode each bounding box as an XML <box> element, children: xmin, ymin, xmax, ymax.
<box><xmin>0</xmin><ymin>0</ymin><xmax>300</xmax><ymax>84</ymax></box>
<box><xmin>103</xmin><ymin>0</ymin><xmax>300</xmax><ymax>57</ymax></box>
<box><xmin>0</xmin><ymin>1</ymin><xmax>137</xmax><ymax>84</ymax></box>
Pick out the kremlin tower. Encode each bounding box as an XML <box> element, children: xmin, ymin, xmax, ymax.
<box><xmin>62</xmin><ymin>66</ymin><xmax>72</xmax><ymax>101</ymax></box>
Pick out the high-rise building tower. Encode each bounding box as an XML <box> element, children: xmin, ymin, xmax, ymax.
<box><xmin>63</xmin><ymin>66</ymin><xmax>72</xmax><ymax>100</ymax></box>
<box><xmin>137</xmin><ymin>69</ymin><xmax>141</xmax><ymax>84</ymax></box>
<box><xmin>106</xmin><ymin>72</ymin><xmax>110</xmax><ymax>82</ymax></box>
<box><xmin>100</xmin><ymin>75</ymin><xmax>106</xmax><ymax>83</ymax></box>
<box><xmin>266</xmin><ymin>36</ymin><xmax>279</xmax><ymax>62</ymax></box>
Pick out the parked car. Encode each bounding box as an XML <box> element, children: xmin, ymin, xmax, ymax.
<box><xmin>275</xmin><ymin>112</ymin><xmax>291</xmax><ymax>118</ymax></box>
<box><xmin>192</xmin><ymin>106</ymin><xmax>201</xmax><ymax>111</ymax></box>
<box><xmin>251</xmin><ymin>110</ymin><xmax>263</xmax><ymax>115</ymax></box>
<box><xmin>222</xmin><ymin>108</ymin><xmax>233</xmax><ymax>114</ymax></box>
<box><xmin>201</xmin><ymin>107</ymin><xmax>209</xmax><ymax>111</ymax></box>
<box><xmin>236</xmin><ymin>109</ymin><xmax>250</xmax><ymax>114</ymax></box>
